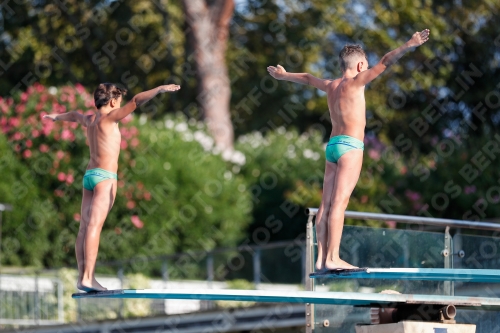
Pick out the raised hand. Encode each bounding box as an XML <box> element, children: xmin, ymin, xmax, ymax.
<box><xmin>267</xmin><ymin>64</ymin><xmax>287</xmax><ymax>80</ymax></box>
<box><xmin>407</xmin><ymin>29</ymin><xmax>430</xmax><ymax>47</ymax></box>
<box><xmin>43</xmin><ymin>114</ymin><xmax>58</xmax><ymax>121</ymax></box>
<box><xmin>160</xmin><ymin>84</ymin><xmax>181</xmax><ymax>93</ymax></box>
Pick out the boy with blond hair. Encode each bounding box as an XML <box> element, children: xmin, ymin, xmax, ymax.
<box><xmin>268</xmin><ymin>30</ymin><xmax>430</xmax><ymax>271</ymax></box>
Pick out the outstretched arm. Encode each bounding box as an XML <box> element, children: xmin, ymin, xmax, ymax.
<box><xmin>267</xmin><ymin>65</ymin><xmax>330</xmax><ymax>91</ymax></box>
<box><xmin>107</xmin><ymin>84</ymin><xmax>181</xmax><ymax>122</ymax></box>
<box><xmin>354</xmin><ymin>29</ymin><xmax>430</xmax><ymax>86</ymax></box>
<box><xmin>43</xmin><ymin>111</ymin><xmax>89</xmax><ymax>126</ymax></box>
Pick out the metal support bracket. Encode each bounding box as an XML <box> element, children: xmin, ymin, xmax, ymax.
<box><xmin>442</xmin><ymin>226</ymin><xmax>454</xmax><ymax>296</ymax></box>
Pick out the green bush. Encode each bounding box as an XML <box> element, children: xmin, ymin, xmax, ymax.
<box><xmin>359</xmin><ymin>134</ymin><xmax>500</xmax><ymax>223</ymax></box>
<box><xmin>115</xmin><ymin>114</ymin><xmax>253</xmax><ymax>276</ymax></box>
<box><xmin>236</xmin><ymin>129</ymin><xmax>326</xmax><ymax>244</ymax></box>
<box><xmin>236</xmin><ymin>129</ymin><xmax>388</xmax><ymax>247</ymax></box>
<box><xmin>237</xmin><ymin>126</ymin><xmax>500</xmax><ymax>242</ymax></box>
<box><xmin>0</xmin><ymin>134</ymin><xmax>59</xmax><ymax>267</ymax></box>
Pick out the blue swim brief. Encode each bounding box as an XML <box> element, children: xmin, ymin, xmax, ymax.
<box><xmin>325</xmin><ymin>135</ymin><xmax>364</xmax><ymax>163</ymax></box>
<box><xmin>83</xmin><ymin>168</ymin><xmax>118</xmax><ymax>191</ymax></box>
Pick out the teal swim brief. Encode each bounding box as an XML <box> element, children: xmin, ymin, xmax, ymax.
<box><xmin>83</xmin><ymin>168</ymin><xmax>118</xmax><ymax>191</ymax></box>
<box><xmin>325</xmin><ymin>135</ymin><xmax>364</xmax><ymax>163</ymax></box>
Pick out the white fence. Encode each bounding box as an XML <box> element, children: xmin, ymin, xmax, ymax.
<box><xmin>0</xmin><ymin>274</ymin><xmax>64</xmax><ymax>326</ymax></box>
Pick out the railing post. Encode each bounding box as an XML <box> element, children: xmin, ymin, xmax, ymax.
<box><xmin>443</xmin><ymin>226</ymin><xmax>454</xmax><ymax>296</ymax></box>
<box><xmin>57</xmin><ymin>278</ymin><xmax>64</xmax><ymax>323</ymax></box>
<box><xmin>301</xmin><ymin>245</ymin><xmax>306</xmax><ymax>286</ymax></box>
<box><xmin>305</xmin><ymin>209</ymin><xmax>315</xmax><ymax>333</ymax></box>
<box><xmin>207</xmin><ymin>253</ymin><xmax>214</xmax><ymax>288</ymax></box>
<box><xmin>454</xmin><ymin>229</ymin><xmax>463</xmax><ymax>269</ymax></box>
<box><xmin>253</xmin><ymin>247</ymin><xmax>261</xmax><ymax>287</ymax></box>
<box><xmin>162</xmin><ymin>260</ymin><xmax>169</xmax><ymax>287</ymax></box>
<box><xmin>118</xmin><ymin>267</ymin><xmax>124</xmax><ymax>318</ymax></box>
<box><xmin>206</xmin><ymin>253</ymin><xmax>215</xmax><ymax>310</ymax></box>
<box><xmin>0</xmin><ymin>269</ymin><xmax>2</xmax><ymax>321</ymax></box>
<box><xmin>35</xmin><ymin>272</ymin><xmax>39</xmax><ymax>325</ymax></box>
<box><xmin>77</xmin><ymin>298</ymin><xmax>82</xmax><ymax>322</ymax></box>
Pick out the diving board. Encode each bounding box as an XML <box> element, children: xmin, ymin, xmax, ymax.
<box><xmin>72</xmin><ymin>289</ymin><xmax>500</xmax><ymax>309</ymax></box>
<box><xmin>310</xmin><ymin>268</ymin><xmax>500</xmax><ymax>283</ymax></box>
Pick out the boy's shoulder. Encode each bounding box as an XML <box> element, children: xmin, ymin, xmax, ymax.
<box><xmin>339</xmin><ymin>76</ymin><xmax>364</xmax><ymax>89</ymax></box>
<box><xmin>328</xmin><ymin>78</ymin><xmax>342</xmax><ymax>88</ymax></box>
<box><xmin>81</xmin><ymin>113</ymin><xmax>95</xmax><ymax>127</ymax></box>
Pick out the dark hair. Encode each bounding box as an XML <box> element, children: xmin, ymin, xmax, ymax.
<box><xmin>93</xmin><ymin>83</ymin><xmax>127</xmax><ymax>108</ymax></box>
<box><xmin>339</xmin><ymin>45</ymin><xmax>367</xmax><ymax>72</ymax></box>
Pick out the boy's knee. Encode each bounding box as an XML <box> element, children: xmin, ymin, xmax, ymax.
<box><xmin>87</xmin><ymin>218</ymin><xmax>105</xmax><ymax>228</ymax></box>
<box><xmin>81</xmin><ymin>210</ymin><xmax>90</xmax><ymax>219</ymax></box>
<box><xmin>332</xmin><ymin>196</ymin><xmax>350</xmax><ymax>208</ymax></box>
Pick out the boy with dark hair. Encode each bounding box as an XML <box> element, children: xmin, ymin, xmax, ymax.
<box><xmin>268</xmin><ymin>30</ymin><xmax>430</xmax><ymax>271</ymax></box>
<box><xmin>44</xmin><ymin>83</ymin><xmax>180</xmax><ymax>291</ymax></box>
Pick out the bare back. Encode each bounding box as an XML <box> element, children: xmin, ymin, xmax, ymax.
<box><xmin>86</xmin><ymin>114</ymin><xmax>121</xmax><ymax>172</ymax></box>
<box><xmin>326</xmin><ymin>78</ymin><xmax>366</xmax><ymax>141</ymax></box>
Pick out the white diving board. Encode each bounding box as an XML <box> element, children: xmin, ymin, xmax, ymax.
<box><xmin>309</xmin><ymin>268</ymin><xmax>500</xmax><ymax>283</ymax></box>
<box><xmin>72</xmin><ymin>289</ymin><xmax>500</xmax><ymax>309</ymax></box>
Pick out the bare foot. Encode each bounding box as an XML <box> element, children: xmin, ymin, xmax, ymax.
<box><xmin>76</xmin><ymin>276</ymin><xmax>84</xmax><ymax>290</ymax></box>
<box><xmin>315</xmin><ymin>257</ymin><xmax>327</xmax><ymax>271</ymax></box>
<box><xmin>324</xmin><ymin>258</ymin><xmax>358</xmax><ymax>270</ymax></box>
<box><xmin>79</xmin><ymin>278</ymin><xmax>108</xmax><ymax>292</ymax></box>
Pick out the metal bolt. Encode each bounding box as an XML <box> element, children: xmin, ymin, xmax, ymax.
<box><xmin>458</xmin><ymin>250</ymin><xmax>465</xmax><ymax>258</ymax></box>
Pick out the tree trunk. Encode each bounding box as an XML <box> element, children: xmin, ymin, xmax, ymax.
<box><xmin>182</xmin><ymin>0</ymin><xmax>234</xmax><ymax>150</ymax></box>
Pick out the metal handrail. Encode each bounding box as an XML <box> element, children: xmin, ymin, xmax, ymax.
<box><xmin>306</xmin><ymin>208</ymin><xmax>500</xmax><ymax>231</ymax></box>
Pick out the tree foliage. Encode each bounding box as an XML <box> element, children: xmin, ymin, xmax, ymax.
<box><xmin>2</xmin><ymin>0</ymin><xmax>499</xmax><ymax>142</ymax></box>
<box><xmin>229</xmin><ymin>0</ymin><xmax>500</xmax><ymax>222</ymax></box>
<box><xmin>1</xmin><ymin>0</ymin><xmax>185</xmax><ymax>112</ymax></box>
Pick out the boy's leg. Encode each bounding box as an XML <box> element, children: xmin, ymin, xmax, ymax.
<box><xmin>76</xmin><ymin>189</ymin><xmax>93</xmax><ymax>289</ymax></box>
<box><xmin>315</xmin><ymin>161</ymin><xmax>337</xmax><ymax>271</ymax></box>
<box><xmin>325</xmin><ymin>149</ymin><xmax>363</xmax><ymax>270</ymax></box>
<box><xmin>81</xmin><ymin>179</ymin><xmax>117</xmax><ymax>291</ymax></box>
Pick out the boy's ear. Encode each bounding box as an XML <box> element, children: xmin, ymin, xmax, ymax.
<box><xmin>357</xmin><ymin>61</ymin><xmax>364</xmax><ymax>72</ymax></box>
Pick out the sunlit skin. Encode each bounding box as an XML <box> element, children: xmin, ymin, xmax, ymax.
<box><xmin>43</xmin><ymin>84</ymin><xmax>180</xmax><ymax>291</ymax></box>
<box><xmin>268</xmin><ymin>30</ymin><xmax>430</xmax><ymax>271</ymax></box>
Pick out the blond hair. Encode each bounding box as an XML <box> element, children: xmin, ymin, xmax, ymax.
<box><xmin>339</xmin><ymin>45</ymin><xmax>367</xmax><ymax>72</ymax></box>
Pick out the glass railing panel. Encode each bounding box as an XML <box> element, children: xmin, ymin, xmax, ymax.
<box><xmin>214</xmin><ymin>249</ymin><xmax>254</xmax><ymax>283</ymax></box>
<box><xmin>259</xmin><ymin>246</ymin><xmax>304</xmax><ymax>284</ymax></box>
<box><xmin>313</xmin><ymin>225</ymin><xmax>447</xmax><ymax>333</ymax></box>
<box><xmin>453</xmin><ymin>231</ymin><xmax>500</xmax><ymax>333</ymax></box>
